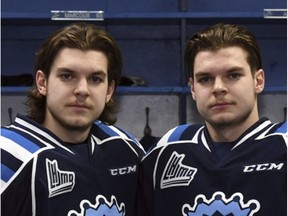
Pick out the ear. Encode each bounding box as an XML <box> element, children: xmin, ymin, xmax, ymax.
<box><xmin>254</xmin><ymin>69</ymin><xmax>265</xmax><ymax>94</ymax></box>
<box><xmin>106</xmin><ymin>80</ymin><xmax>115</xmax><ymax>102</ymax></box>
<box><xmin>189</xmin><ymin>77</ymin><xmax>196</xmax><ymax>101</ymax></box>
<box><xmin>36</xmin><ymin>70</ymin><xmax>47</xmax><ymax>96</ymax></box>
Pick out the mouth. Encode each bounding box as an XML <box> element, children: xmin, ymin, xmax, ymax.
<box><xmin>210</xmin><ymin>102</ymin><xmax>231</xmax><ymax>109</ymax></box>
<box><xmin>67</xmin><ymin>104</ymin><xmax>90</xmax><ymax>111</ymax></box>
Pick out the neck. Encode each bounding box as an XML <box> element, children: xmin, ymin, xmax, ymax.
<box><xmin>42</xmin><ymin>120</ymin><xmax>91</xmax><ymax>144</ymax></box>
<box><xmin>206</xmin><ymin>115</ymin><xmax>259</xmax><ymax>142</ymax></box>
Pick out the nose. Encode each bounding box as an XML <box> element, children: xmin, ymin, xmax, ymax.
<box><xmin>74</xmin><ymin>78</ymin><xmax>90</xmax><ymax>98</ymax></box>
<box><xmin>212</xmin><ymin>77</ymin><xmax>228</xmax><ymax>96</ymax></box>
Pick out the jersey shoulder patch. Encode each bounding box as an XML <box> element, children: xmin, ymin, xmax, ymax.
<box><xmin>275</xmin><ymin>121</ymin><xmax>287</xmax><ymax>133</ymax></box>
<box><xmin>167</xmin><ymin>124</ymin><xmax>203</xmax><ymax>142</ymax></box>
<box><xmin>1</xmin><ymin>127</ymin><xmax>53</xmax><ymax>192</ymax></box>
<box><xmin>93</xmin><ymin>121</ymin><xmax>145</xmax><ymax>155</ymax></box>
<box><xmin>153</xmin><ymin>124</ymin><xmax>203</xmax><ymax>151</ymax></box>
<box><xmin>94</xmin><ymin>121</ymin><xmax>139</xmax><ymax>143</ymax></box>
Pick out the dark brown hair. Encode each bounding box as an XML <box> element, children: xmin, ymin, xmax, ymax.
<box><xmin>26</xmin><ymin>22</ymin><xmax>123</xmax><ymax>124</ymax></box>
<box><xmin>185</xmin><ymin>23</ymin><xmax>262</xmax><ymax>79</ymax></box>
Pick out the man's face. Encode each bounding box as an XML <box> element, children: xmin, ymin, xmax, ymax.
<box><xmin>36</xmin><ymin>48</ymin><xmax>114</xmax><ymax>139</ymax></box>
<box><xmin>190</xmin><ymin>46</ymin><xmax>264</xmax><ymax>129</ymax></box>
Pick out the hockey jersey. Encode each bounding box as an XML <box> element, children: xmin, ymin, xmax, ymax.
<box><xmin>137</xmin><ymin>118</ymin><xmax>287</xmax><ymax>216</ymax></box>
<box><xmin>1</xmin><ymin>114</ymin><xmax>145</xmax><ymax>216</ymax></box>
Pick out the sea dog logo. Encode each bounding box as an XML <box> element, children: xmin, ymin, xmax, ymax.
<box><xmin>182</xmin><ymin>191</ymin><xmax>260</xmax><ymax>216</ymax></box>
<box><xmin>46</xmin><ymin>159</ymin><xmax>75</xmax><ymax>198</ymax></box>
<box><xmin>68</xmin><ymin>195</ymin><xmax>125</xmax><ymax>216</ymax></box>
<box><xmin>161</xmin><ymin>151</ymin><xmax>197</xmax><ymax>189</ymax></box>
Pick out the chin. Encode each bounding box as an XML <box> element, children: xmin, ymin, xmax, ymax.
<box><xmin>65</xmin><ymin>119</ymin><xmax>92</xmax><ymax>130</ymax></box>
<box><xmin>209</xmin><ymin>116</ymin><xmax>235</xmax><ymax>126</ymax></box>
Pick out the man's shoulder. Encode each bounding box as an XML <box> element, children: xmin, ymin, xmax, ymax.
<box><xmin>93</xmin><ymin>121</ymin><xmax>139</xmax><ymax>142</ymax></box>
<box><xmin>254</xmin><ymin>119</ymin><xmax>287</xmax><ymax>139</ymax></box>
<box><xmin>0</xmin><ymin>123</ymin><xmax>55</xmax><ymax>193</ymax></box>
<box><xmin>92</xmin><ymin>121</ymin><xmax>145</xmax><ymax>156</ymax></box>
<box><xmin>1</xmin><ymin>124</ymin><xmax>51</xmax><ymax>152</ymax></box>
<box><xmin>144</xmin><ymin>124</ymin><xmax>204</xmax><ymax>154</ymax></box>
<box><xmin>162</xmin><ymin>124</ymin><xmax>204</xmax><ymax>142</ymax></box>
<box><xmin>273</xmin><ymin>121</ymin><xmax>287</xmax><ymax>134</ymax></box>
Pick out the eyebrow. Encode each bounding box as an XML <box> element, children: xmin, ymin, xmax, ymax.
<box><xmin>226</xmin><ymin>66</ymin><xmax>244</xmax><ymax>73</ymax></box>
<box><xmin>194</xmin><ymin>71</ymin><xmax>210</xmax><ymax>79</ymax></box>
<box><xmin>56</xmin><ymin>67</ymin><xmax>107</xmax><ymax>76</ymax></box>
<box><xmin>194</xmin><ymin>66</ymin><xmax>244</xmax><ymax>77</ymax></box>
<box><xmin>56</xmin><ymin>67</ymin><xmax>74</xmax><ymax>73</ymax></box>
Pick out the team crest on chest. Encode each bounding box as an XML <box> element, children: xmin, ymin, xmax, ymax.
<box><xmin>161</xmin><ymin>151</ymin><xmax>197</xmax><ymax>189</ymax></box>
<box><xmin>68</xmin><ymin>195</ymin><xmax>125</xmax><ymax>216</ymax></box>
<box><xmin>182</xmin><ymin>191</ymin><xmax>260</xmax><ymax>216</ymax></box>
<box><xmin>46</xmin><ymin>159</ymin><xmax>75</xmax><ymax>198</ymax></box>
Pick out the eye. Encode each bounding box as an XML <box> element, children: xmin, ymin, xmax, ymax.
<box><xmin>90</xmin><ymin>76</ymin><xmax>103</xmax><ymax>84</ymax></box>
<box><xmin>228</xmin><ymin>73</ymin><xmax>241</xmax><ymax>80</ymax></box>
<box><xmin>198</xmin><ymin>76</ymin><xmax>212</xmax><ymax>84</ymax></box>
<box><xmin>59</xmin><ymin>73</ymin><xmax>73</xmax><ymax>80</ymax></box>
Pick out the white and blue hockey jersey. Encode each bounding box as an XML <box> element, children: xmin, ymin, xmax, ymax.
<box><xmin>137</xmin><ymin>118</ymin><xmax>287</xmax><ymax>216</ymax></box>
<box><xmin>1</xmin><ymin>114</ymin><xmax>145</xmax><ymax>216</ymax></box>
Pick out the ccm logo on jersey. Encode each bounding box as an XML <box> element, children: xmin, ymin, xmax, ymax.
<box><xmin>243</xmin><ymin>162</ymin><xmax>284</xmax><ymax>173</ymax></box>
<box><xmin>110</xmin><ymin>165</ymin><xmax>137</xmax><ymax>176</ymax></box>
